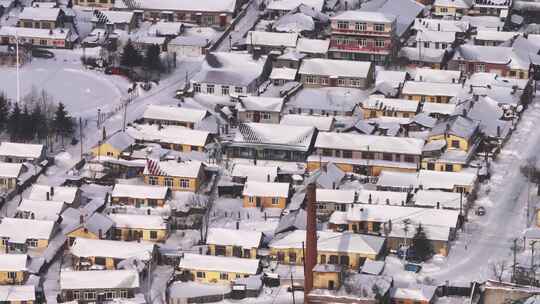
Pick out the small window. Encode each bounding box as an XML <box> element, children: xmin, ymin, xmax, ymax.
<box><xmin>451</xmin><ymin>140</ymin><xmax>460</xmax><ymax>149</ymax></box>
<box><xmin>150</xmin><ymin>231</ymin><xmax>158</xmax><ymax>239</ymax></box>
<box><xmin>220</xmin><ymin>272</ymin><xmax>228</xmax><ymax>280</ymax></box>
<box><xmin>289</xmin><ymin>251</ymin><xmax>297</xmax><ymax>263</ymax></box>
<box><xmin>427</xmin><ymin>162</ymin><xmax>435</xmax><ymax>170</ymax></box>
<box><xmin>375</xmin><ymin>39</ymin><xmax>385</xmax><ymax>48</ymax></box>
<box><xmin>337</xmin><ymin>21</ymin><xmax>348</xmax><ymax>29</ymax></box>
<box><xmin>362</xmin><ymin>151</ymin><xmax>374</xmax><ymax>160</ymax></box>
<box><xmin>148</xmin><ymin>176</ymin><xmax>158</xmax><ymax>185</ymax></box>
<box><xmin>196</xmin><ymin>271</ymin><xmax>206</xmax><ymax>278</ymax></box>
<box><xmin>235</xmin><ymin>86</ymin><xmax>243</xmax><ymax>94</ymax></box>
<box><xmin>120</xmin><ymin>290</ymin><xmax>128</xmax><ymax>298</ymax></box>
<box><xmin>193</xmin><ymin>83</ymin><xmax>201</xmax><ymax>93</ymax></box>
<box><xmin>180</xmin><ymin>179</ymin><xmax>190</xmax><ymax>188</ymax></box>
<box><xmin>206</xmin><ymin>84</ymin><xmax>215</xmax><ymax>94</ymax></box>
<box><xmin>404</xmin><ymin>155</ymin><xmax>415</xmax><ymax>163</ymax></box>
<box><xmin>342</xmin><ymin>150</ymin><xmax>352</xmax><ymax>158</ymax></box>
<box><xmin>7</xmin><ymin>272</ymin><xmax>16</xmax><ymax>279</ymax></box>
<box><xmin>355</xmin><ymin>22</ymin><xmax>366</xmax><ymax>31</ymax></box>
<box><xmin>272</xmin><ymin>197</ymin><xmax>280</xmax><ymax>205</ymax></box>
<box><xmin>382</xmin><ymin>153</ymin><xmax>393</xmax><ymax>161</ymax></box>
<box><xmin>322</xmin><ymin>149</ymin><xmax>333</xmax><ymax>157</ymax></box>
<box><xmin>374</xmin><ymin>23</ymin><xmax>385</xmax><ymax>31</ymax></box>
<box><xmin>164</xmin><ymin>177</ymin><xmax>173</xmax><ymax>187</ymax></box>
<box><xmin>221</xmin><ymin>86</ymin><xmax>230</xmax><ymax>95</ymax></box>
<box><xmin>445</xmin><ymin>164</ymin><xmax>454</xmax><ymax>172</ymax></box>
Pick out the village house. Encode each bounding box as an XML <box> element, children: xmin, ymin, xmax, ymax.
<box><xmin>17</xmin><ymin>7</ymin><xmax>64</xmax><ymax>29</ymax></box>
<box><xmin>361</xmin><ymin>96</ymin><xmax>420</xmax><ymax>119</ymax></box>
<box><xmin>242</xmin><ymin>181</ymin><xmax>290</xmax><ymax>209</ymax></box>
<box><xmin>307</xmin><ymin>132</ymin><xmax>424</xmax><ymax>176</ymax></box>
<box><xmin>471</xmin><ymin>0</ymin><xmax>512</xmax><ymax>17</ymax></box>
<box><xmin>401</xmin><ymin>81</ymin><xmax>463</xmax><ymax>103</ymax></box>
<box><xmin>432</xmin><ymin>0</ymin><xmax>472</xmax><ymax>17</ymax></box>
<box><xmin>28</xmin><ymin>184</ymin><xmax>81</xmax><ymax>207</ymax></box>
<box><xmin>0</xmin><ymin>163</ymin><xmax>24</xmax><ymax>192</ymax></box>
<box><xmin>178</xmin><ymin>253</ymin><xmax>261</xmax><ymax>283</ymax></box>
<box><xmin>91</xmin><ymin>10</ymin><xmax>136</xmax><ymax>33</ymax></box>
<box><xmin>411</xmin><ymin>28</ymin><xmax>456</xmax><ymax>52</ymax></box>
<box><xmin>0</xmin><ymin>218</ymin><xmax>56</xmax><ymax>253</ymax></box>
<box><xmin>167</xmin><ymin>26</ymin><xmax>218</xmax><ymax>58</ymax></box>
<box><xmin>398</xmin><ymin>46</ymin><xmax>449</xmax><ymax>69</ymax></box>
<box><xmin>329</xmin><ymin>11</ymin><xmax>397</xmax><ymax>64</ymax></box>
<box><xmin>308</xmin><ymin>273</ymin><xmax>393</xmax><ymax>303</ymax></box>
<box><xmin>227</xmin><ymin>123</ymin><xmax>317</xmax><ymax>162</ymax></box>
<box><xmin>0</xmin><ymin>142</ymin><xmax>45</xmax><ymax>164</ymax></box>
<box><xmin>206</xmin><ymin>228</ymin><xmax>263</xmax><ymax>258</ymax></box>
<box><xmin>296</xmin><ymin>38</ymin><xmax>330</xmax><ymax>58</ymax></box>
<box><xmin>111</xmin><ymin>184</ymin><xmax>170</xmax><ymax>208</ymax></box>
<box><xmin>60</xmin><ymin>270</ymin><xmax>139</xmax><ymax>303</ymax></box>
<box><xmin>143</xmin><ymin>159</ymin><xmax>205</xmax><ymax>192</ymax></box>
<box><xmin>246</xmin><ymin>31</ymin><xmax>298</xmax><ymax>53</ymax></box>
<box><xmin>91</xmin><ymin>132</ymin><xmax>135</xmax><ymax>159</ymax></box>
<box><xmin>280</xmin><ymin>114</ymin><xmax>335</xmax><ymax>132</ymax></box>
<box><xmin>73</xmin><ymin>0</ymin><xmax>115</xmax><ymax>8</ymax></box>
<box><xmin>413</xmin><ymin>190</ymin><xmax>463</xmax><ymax>209</ymax></box>
<box><xmin>0</xmin><ymin>26</ymin><xmax>76</xmax><ymax>49</ymax></box>
<box><xmin>266</xmin><ymin>0</ymin><xmax>325</xmax><ymax>18</ymax></box>
<box><xmin>328</xmin><ymin>204</ymin><xmax>460</xmax><ymax>255</ymax></box>
<box><xmin>298</xmin><ymin>58</ymin><xmax>374</xmax><ymax>89</ymax></box>
<box><xmin>412</xmin><ymin>18</ymin><xmax>471</xmax><ymax>38</ymax></box>
<box><xmin>113</xmin><ymin>0</ymin><xmax>239</xmax><ymax>27</ymax></box>
<box><xmin>315</xmin><ymin>189</ymin><xmax>356</xmax><ymax>216</ymax></box>
<box><xmin>142</xmin><ymin>105</ymin><xmax>210</xmax><ymax>129</ymax></box>
<box><xmin>230</xmin><ymin>163</ymin><xmax>278</xmax><ymax>184</ymax></box>
<box><xmin>414</xmin><ymin>68</ymin><xmax>463</xmax><ymax>83</ymax></box>
<box><xmin>391</xmin><ymin>286</ymin><xmax>438</xmax><ymax>304</ymax></box>
<box><xmin>15</xmin><ymin>199</ymin><xmax>65</xmax><ymax>221</ymax></box>
<box><xmin>449</xmin><ymin>44</ymin><xmax>532</xmax><ymax>79</ymax></box>
<box><xmin>65</xmin><ymin>212</ymin><xmax>115</xmax><ymax>246</ymax></box>
<box><xmin>191</xmin><ymin>52</ymin><xmax>271</xmax><ymax>96</ymax></box>
<box><xmin>0</xmin><ymin>284</ymin><xmax>35</xmax><ymax>303</ymax></box>
<box><xmin>0</xmin><ymin>254</ymin><xmax>28</xmax><ymax>285</ymax></box>
<box><xmin>236</xmin><ymin>96</ymin><xmax>284</xmax><ymax>124</ymax></box>
<box><xmin>285</xmin><ymin>87</ymin><xmax>363</xmax><ymax>116</ymax></box>
<box><xmin>421</xmin><ymin>102</ymin><xmax>457</xmax><ymax>119</ymax></box>
<box><xmin>69</xmin><ymin>238</ymin><xmax>156</xmax><ymax>271</ymax></box>
<box><xmin>109</xmin><ymin>213</ymin><xmax>169</xmax><ymax>242</ymax></box>
<box><xmin>269</xmin><ymin>230</ymin><xmax>386</xmax><ymax>269</ymax></box>
<box><xmin>376</xmin><ymin>169</ymin><xmax>478</xmax><ymax>193</ymax></box>
<box><xmin>128</xmin><ymin>124</ymin><xmax>211</xmax><ymax>153</ymax></box>
<box><xmin>312</xmin><ymin>264</ymin><xmax>344</xmax><ymax>292</ymax></box>
<box><xmin>474</xmin><ymin>30</ymin><xmax>518</xmax><ymax>46</ymax></box>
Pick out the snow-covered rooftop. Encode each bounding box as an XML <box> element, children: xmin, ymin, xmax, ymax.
<box><xmin>247</xmin><ymin>31</ymin><xmax>298</xmax><ymax>47</ymax></box>
<box><xmin>193</xmin><ymin>52</ymin><xmax>267</xmax><ymax>87</ymax></box>
<box><xmin>267</xmin><ymin>0</ymin><xmax>325</xmax><ymax>12</ymax></box>
<box><xmin>112</xmin><ymin>184</ymin><xmax>168</xmax><ymax>200</ymax></box>
<box><xmin>109</xmin><ymin>213</ymin><xmax>167</xmax><ymax>230</ymax></box>
<box><xmin>0</xmin><ymin>162</ymin><xmax>22</xmax><ymax>178</ymax></box>
<box><xmin>0</xmin><ymin>142</ymin><xmax>43</xmax><ymax>160</ymax></box>
<box><xmin>18</xmin><ymin>7</ymin><xmax>60</xmax><ymax>21</ymax></box>
<box><xmin>299</xmin><ymin>58</ymin><xmax>372</xmax><ymax>79</ymax></box>
<box><xmin>231</xmin><ymin>163</ymin><xmax>278</xmax><ymax>182</ymax></box>
<box><xmin>91</xmin><ymin>10</ymin><xmax>134</xmax><ymax>24</ymax></box>
<box><xmin>421</xmin><ymin>102</ymin><xmax>457</xmax><ymax>116</ymax></box>
<box><xmin>60</xmin><ymin>269</ymin><xmax>139</xmax><ymax>290</ymax></box>
<box><xmin>0</xmin><ymin>218</ymin><xmax>55</xmax><ymax>243</ymax></box>
<box><xmin>29</xmin><ymin>184</ymin><xmax>78</xmax><ymax>205</ymax></box>
<box><xmin>296</xmin><ymin>38</ymin><xmax>330</xmax><ymax>55</ymax></box>
<box><xmin>317</xmin><ymin>189</ymin><xmax>355</xmax><ymax>204</ymax></box>
<box><xmin>179</xmin><ymin>253</ymin><xmax>260</xmax><ymax>274</ymax></box>
<box><xmin>143</xmin><ymin>105</ymin><xmax>208</xmax><ymax>124</ymax></box>
<box><xmin>416</xmin><ymin>30</ymin><xmax>456</xmax><ymax>43</ymax></box>
<box><xmin>475</xmin><ymin>30</ymin><xmax>518</xmax><ymax>42</ymax></box>
<box><xmin>391</xmin><ymin>286</ymin><xmax>437</xmax><ymax>301</ymax></box>
<box><xmin>242</xmin><ymin>181</ymin><xmax>290</xmax><ymax>198</ymax></box>
<box><xmin>0</xmin><ymin>26</ymin><xmax>72</xmax><ymax>40</ymax></box>
<box><xmin>237</xmin><ymin>96</ymin><xmax>284</xmax><ymax>113</ymax></box>
<box><xmin>16</xmin><ymin>199</ymin><xmax>64</xmax><ymax>221</ymax></box>
<box><xmin>232</xmin><ymin>123</ymin><xmax>316</xmax><ymax>152</ymax></box>
<box><xmin>413</xmin><ymin>18</ymin><xmax>470</xmax><ymax>33</ymax></box>
<box><xmin>414</xmin><ymin>68</ymin><xmax>462</xmax><ymax>83</ymax></box>
<box><xmin>401</xmin><ymin>81</ymin><xmax>463</xmax><ymax>97</ymax></box>
<box><xmin>113</xmin><ymin>0</ymin><xmax>237</xmax><ymax>13</ymax></box>
<box><xmin>362</xmin><ymin>96</ymin><xmax>419</xmax><ymax>113</ymax></box>
<box><xmin>206</xmin><ymin>228</ymin><xmax>262</xmax><ymax>248</ymax></box>
<box><xmin>331</xmin><ymin>10</ymin><xmax>396</xmax><ymax>23</ymax></box>
<box><xmin>315</xmin><ymin>132</ymin><xmax>424</xmax><ymax>155</ymax></box>
<box><xmin>269</xmin><ymin>67</ymin><xmax>298</xmax><ymax>80</ymax></box>
<box><xmin>414</xmin><ymin>190</ymin><xmax>462</xmax><ymax>209</ymax></box>
<box><xmin>0</xmin><ymin>285</ymin><xmax>35</xmax><ymax>302</ymax></box>
<box><xmin>0</xmin><ymin>254</ymin><xmax>27</xmax><ymax>271</ymax></box>
<box><xmin>128</xmin><ymin>124</ymin><xmax>210</xmax><ymax>148</ymax></box>
<box><xmin>70</xmin><ymin>238</ymin><xmax>155</xmax><ymax>261</ymax></box>
<box><xmin>102</xmin><ymin>132</ymin><xmax>135</xmax><ymax>151</ymax></box>
<box><xmin>143</xmin><ymin>160</ymin><xmax>203</xmax><ymax>178</ymax></box>
<box><xmin>280</xmin><ymin>114</ymin><xmax>334</xmax><ymax>132</ymax></box>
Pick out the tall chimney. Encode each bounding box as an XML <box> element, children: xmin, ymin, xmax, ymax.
<box><xmin>304</xmin><ymin>183</ymin><xmax>317</xmax><ymax>296</ymax></box>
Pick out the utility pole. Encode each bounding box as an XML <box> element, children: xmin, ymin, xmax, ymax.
<box><xmin>290</xmin><ymin>270</ymin><xmax>296</xmax><ymax>304</ymax></box>
<box><xmin>79</xmin><ymin>117</ymin><xmax>83</xmax><ymax>160</ymax></box>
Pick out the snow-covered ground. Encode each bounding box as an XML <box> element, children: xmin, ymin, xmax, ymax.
<box><xmin>215</xmin><ymin>0</ymin><xmax>262</xmax><ymax>51</ymax></box>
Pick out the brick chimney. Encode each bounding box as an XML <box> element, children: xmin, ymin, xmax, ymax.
<box><xmin>304</xmin><ymin>183</ymin><xmax>317</xmax><ymax>297</ymax></box>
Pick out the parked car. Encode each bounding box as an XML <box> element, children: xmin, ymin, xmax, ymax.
<box><xmin>404</xmin><ymin>263</ymin><xmax>422</xmax><ymax>273</ymax></box>
<box><xmin>32</xmin><ymin>48</ymin><xmax>54</xmax><ymax>59</ymax></box>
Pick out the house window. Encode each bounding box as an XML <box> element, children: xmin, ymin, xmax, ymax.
<box><xmin>27</xmin><ymin>239</ymin><xmax>38</xmax><ymax>247</ymax></box>
<box><xmin>105</xmin><ymin>291</ymin><xmax>115</xmax><ymax>299</ymax></box>
<box><xmin>248</xmin><ymin>196</ymin><xmax>255</xmax><ymax>203</ymax></box>
<box><xmin>337</xmin><ymin>21</ymin><xmax>348</xmax><ymax>29</ymax></box>
<box><xmin>220</xmin><ymin>272</ymin><xmax>228</xmax><ymax>280</ymax></box>
<box><xmin>73</xmin><ymin>291</ymin><xmax>80</xmax><ymax>300</ymax></box>
<box><xmin>441</xmin><ymin>43</ymin><xmax>447</xmax><ymax>49</ymax></box>
<box><xmin>94</xmin><ymin>257</ymin><xmax>106</xmax><ymax>265</ymax></box>
<box><xmin>7</xmin><ymin>272</ymin><xmax>16</xmax><ymax>279</ymax></box>
<box><xmin>206</xmin><ymin>84</ymin><xmax>215</xmax><ymax>94</ymax></box>
<box><xmin>445</xmin><ymin>164</ymin><xmax>454</xmax><ymax>172</ymax></box>
<box><xmin>322</xmin><ymin>149</ymin><xmax>333</xmax><ymax>156</ymax></box>
<box><xmin>196</xmin><ymin>271</ymin><xmax>206</xmax><ymax>278</ymax></box>
<box><xmin>404</xmin><ymin>155</ymin><xmax>415</xmax><ymax>163</ymax></box>
<box><xmin>193</xmin><ymin>83</ymin><xmax>201</xmax><ymax>93</ymax></box>
<box><xmin>180</xmin><ymin>179</ymin><xmax>190</xmax><ymax>188</ymax></box>
<box><xmin>476</xmin><ymin>64</ymin><xmax>485</xmax><ymax>72</ymax></box>
<box><xmin>222</xmin><ymin>86</ymin><xmax>230</xmax><ymax>95</ymax></box>
<box><xmin>359</xmin><ymin>38</ymin><xmax>367</xmax><ymax>47</ymax></box>
<box><xmin>451</xmin><ymin>140</ymin><xmax>460</xmax><ymax>149</ymax></box>
<box><xmin>289</xmin><ymin>251</ymin><xmax>297</xmax><ymax>263</ymax></box>
<box><xmin>148</xmin><ymin>176</ymin><xmax>158</xmax><ymax>185</ymax></box>
<box><xmin>382</xmin><ymin>153</ymin><xmax>393</xmax><ymax>161</ymax></box>
<box><xmin>440</xmin><ymin>7</ymin><xmax>448</xmax><ymax>13</ymax></box>
<box><xmin>342</xmin><ymin>150</ymin><xmax>352</xmax><ymax>158</ymax></box>
<box><xmin>277</xmin><ymin>252</ymin><xmax>285</xmax><ymax>262</ymax></box>
<box><xmin>329</xmin><ymin>255</ymin><xmax>338</xmax><ymax>264</ymax></box>
<box><xmin>423</xmin><ymin>41</ymin><xmax>429</xmax><ymax>48</ymax></box>
<box><xmin>427</xmin><ymin>162</ymin><xmax>435</xmax><ymax>170</ymax></box>
<box><xmin>40</xmin><ymin>39</ymin><xmax>47</xmax><ymax>45</ymax></box>
<box><xmin>84</xmin><ymin>291</ymin><xmax>96</xmax><ymax>300</ymax></box>
<box><xmin>120</xmin><ymin>290</ymin><xmax>128</xmax><ymax>298</ymax></box>
<box><xmin>150</xmin><ymin>231</ymin><xmax>158</xmax><ymax>239</ymax></box>
<box><xmin>355</xmin><ymin>22</ymin><xmax>366</xmax><ymax>31</ymax></box>
<box><xmin>262</xmin><ymin>112</ymin><xmax>271</xmax><ymax>120</ymax></box>
<box><xmin>272</xmin><ymin>197</ymin><xmax>280</xmax><ymax>205</ymax></box>
<box><xmin>362</xmin><ymin>151</ymin><xmax>374</xmax><ymax>160</ymax></box>
<box><xmin>235</xmin><ymin>86</ymin><xmax>243</xmax><ymax>94</ymax></box>
<box><xmin>509</xmin><ymin>70</ymin><xmax>516</xmax><ymax>77</ymax></box>
<box><xmin>306</xmin><ymin>75</ymin><xmax>316</xmax><ymax>84</ymax></box>
<box><xmin>164</xmin><ymin>177</ymin><xmax>173</xmax><ymax>187</ymax></box>
<box><xmin>243</xmin><ymin>249</ymin><xmax>251</xmax><ymax>258</ymax></box>
<box><xmin>375</xmin><ymin>39</ymin><xmax>385</xmax><ymax>48</ymax></box>
<box><xmin>458</xmin><ymin>63</ymin><xmax>466</xmax><ymax>72</ymax></box>
<box><xmin>374</xmin><ymin>23</ymin><xmax>385</xmax><ymax>32</ymax></box>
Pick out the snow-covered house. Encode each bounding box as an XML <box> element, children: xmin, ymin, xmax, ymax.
<box><xmin>474</xmin><ymin>30</ymin><xmax>518</xmax><ymax>46</ymax></box>
<box><xmin>191</xmin><ymin>52</ymin><xmax>271</xmax><ymax>97</ymax></box>
<box><xmin>0</xmin><ymin>142</ymin><xmax>45</xmax><ymax>164</ymax></box>
<box><xmin>242</xmin><ymin>181</ymin><xmax>290</xmax><ymax>209</ymax></box>
<box><xmin>132</xmin><ymin>35</ymin><xmax>168</xmax><ymax>52</ymax></box>
<box><xmin>390</xmin><ymin>286</ymin><xmax>438</xmax><ymax>304</ymax></box>
<box><xmin>69</xmin><ymin>238</ymin><xmax>156</xmax><ymax>271</ymax></box>
<box><xmin>269</xmin><ymin>67</ymin><xmax>298</xmax><ymax>85</ymax></box>
<box><xmin>17</xmin><ymin>7</ymin><xmax>64</xmax><ymax>29</ymax></box>
<box><xmin>147</xmin><ymin>21</ymin><xmax>184</xmax><ymax>37</ymax></box>
<box><xmin>59</xmin><ymin>269</ymin><xmax>140</xmax><ymax>302</ymax></box>
<box><xmin>413</xmin><ymin>190</ymin><xmax>463</xmax><ymax>209</ymax></box>
<box><xmin>414</xmin><ymin>68</ymin><xmax>462</xmax><ymax>83</ymax></box>
<box><xmin>91</xmin><ymin>10</ymin><xmax>136</xmax><ymax>33</ymax></box>
<box><xmin>206</xmin><ymin>228</ymin><xmax>263</xmax><ymax>259</ymax></box>
<box><xmin>65</xmin><ymin>212</ymin><xmax>115</xmax><ymax>246</ymax></box>
<box><xmin>433</xmin><ymin>0</ymin><xmax>472</xmax><ymax>17</ymax></box>
<box><xmin>360</xmin><ymin>96</ymin><xmax>420</xmax><ymax>119</ymax></box>
<box><xmin>91</xmin><ymin>132</ymin><xmax>135</xmax><ymax>159</ymax></box>
<box><xmin>280</xmin><ymin>114</ymin><xmax>335</xmax><ymax>132</ymax></box>
<box><xmin>0</xmin><ymin>26</ymin><xmax>76</xmax><ymax>49</ymax></box>
<box><xmin>328</xmin><ymin>11</ymin><xmax>397</xmax><ymax>64</ymax></box>
<box><xmin>308</xmin><ymin>273</ymin><xmax>392</xmax><ymax>303</ymax></box>
<box><xmin>296</xmin><ymin>38</ymin><xmax>330</xmax><ymax>58</ymax></box>
<box><xmin>374</xmin><ymin>70</ymin><xmax>409</xmax><ymax>98</ymax></box>
<box><xmin>178</xmin><ymin>253</ymin><xmax>261</xmax><ymax>283</ymax></box>
<box><xmin>269</xmin><ymin>230</ymin><xmax>386</xmax><ymax>269</ymax></box>
<box><xmin>298</xmin><ymin>58</ymin><xmax>374</xmax><ymax>89</ymax></box>
<box><xmin>0</xmin><ymin>254</ymin><xmax>28</xmax><ymax>285</ymax></box>
<box><xmin>236</xmin><ymin>96</ymin><xmax>284</xmax><ymax>124</ymax></box>
<box><xmin>472</xmin><ymin>0</ymin><xmax>512</xmax><ymax>17</ymax></box>
<box><xmin>285</xmin><ymin>87</ymin><xmax>364</xmax><ymax>116</ymax></box>
<box><xmin>398</xmin><ymin>46</ymin><xmax>449</xmax><ymax>69</ymax></box>
<box><xmin>142</xmin><ymin>105</ymin><xmax>210</xmax><ymax>129</ymax></box>
<box><xmin>127</xmin><ymin>124</ymin><xmax>211</xmax><ymax>152</ymax></box>
<box><xmin>246</xmin><ymin>31</ymin><xmax>298</xmax><ymax>53</ymax></box>
<box><xmin>315</xmin><ymin>189</ymin><xmax>356</xmax><ymax>216</ymax></box>
<box><xmin>15</xmin><ymin>199</ymin><xmax>65</xmax><ymax>221</ymax></box>
<box><xmin>412</xmin><ymin>30</ymin><xmax>456</xmax><ymax>51</ymax></box>
<box><xmin>227</xmin><ymin>123</ymin><xmax>317</xmax><ymax>162</ymax></box>
<box><xmin>0</xmin><ymin>218</ymin><xmax>56</xmax><ymax>253</ymax></box>
<box><xmin>412</xmin><ymin>18</ymin><xmax>471</xmax><ymax>37</ymax></box>
<box><xmin>0</xmin><ymin>162</ymin><xmax>24</xmax><ymax>192</ymax></box>
<box><xmin>307</xmin><ymin>132</ymin><xmax>424</xmax><ymax>176</ymax></box>
<box><xmin>113</xmin><ymin>0</ymin><xmax>240</xmax><ymax>27</ymax></box>
<box><xmin>0</xmin><ymin>285</ymin><xmax>35</xmax><ymax>303</ymax></box>
<box><xmin>74</xmin><ymin>0</ymin><xmax>114</xmax><ymax>8</ymax></box>
<box><xmin>230</xmin><ymin>163</ymin><xmax>278</xmax><ymax>183</ymax></box>
<box><xmin>109</xmin><ymin>213</ymin><xmax>169</xmax><ymax>242</ymax></box>
<box><xmin>266</xmin><ymin>0</ymin><xmax>325</xmax><ymax>18</ymax></box>
<box><xmin>143</xmin><ymin>159</ymin><xmax>205</xmax><ymax>192</ymax></box>
<box><xmin>401</xmin><ymin>81</ymin><xmax>463</xmax><ymax>103</ymax></box>
<box><xmin>28</xmin><ymin>184</ymin><xmax>81</xmax><ymax>207</ymax></box>
<box><xmin>111</xmin><ymin>184</ymin><xmax>170</xmax><ymax>208</ymax></box>
<box><xmin>168</xmin><ymin>35</ymin><xmax>212</xmax><ymax>57</ymax></box>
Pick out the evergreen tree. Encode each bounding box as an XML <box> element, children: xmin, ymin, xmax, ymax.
<box><xmin>143</xmin><ymin>44</ymin><xmax>162</xmax><ymax>71</ymax></box>
<box><xmin>0</xmin><ymin>93</ymin><xmax>10</xmax><ymax>132</ymax></box>
<box><xmin>120</xmin><ymin>40</ymin><xmax>142</xmax><ymax>67</ymax></box>
<box><xmin>411</xmin><ymin>224</ymin><xmax>434</xmax><ymax>261</ymax></box>
<box><xmin>53</xmin><ymin>103</ymin><xmax>74</xmax><ymax>146</ymax></box>
<box><xmin>7</xmin><ymin>103</ymin><xmax>21</xmax><ymax>141</ymax></box>
<box><xmin>20</xmin><ymin>105</ymin><xmax>33</xmax><ymax>141</ymax></box>
<box><xmin>32</xmin><ymin>105</ymin><xmax>48</xmax><ymax>142</ymax></box>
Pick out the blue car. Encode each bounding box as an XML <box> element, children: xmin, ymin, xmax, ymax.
<box><xmin>404</xmin><ymin>263</ymin><xmax>422</xmax><ymax>273</ymax></box>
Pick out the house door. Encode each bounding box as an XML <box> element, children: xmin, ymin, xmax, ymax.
<box><xmin>256</xmin><ymin>197</ymin><xmax>261</xmax><ymax>207</ymax></box>
<box><xmin>253</xmin><ymin>112</ymin><xmax>260</xmax><ymax>122</ymax></box>
<box><xmin>219</xmin><ymin>14</ymin><xmax>227</xmax><ymax>27</ymax></box>
<box><xmin>328</xmin><ymin>280</ymin><xmax>335</xmax><ymax>290</ymax></box>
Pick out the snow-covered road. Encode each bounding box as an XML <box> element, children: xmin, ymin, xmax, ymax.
<box><xmin>215</xmin><ymin>0</ymin><xmax>261</xmax><ymax>52</ymax></box>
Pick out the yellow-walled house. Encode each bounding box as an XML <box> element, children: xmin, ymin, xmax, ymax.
<box><xmin>391</xmin><ymin>286</ymin><xmax>437</xmax><ymax>304</ymax></box>
<box><xmin>313</xmin><ymin>264</ymin><xmax>344</xmax><ymax>291</ymax></box>
<box><xmin>242</xmin><ymin>181</ymin><xmax>290</xmax><ymax>209</ymax></box>
<box><xmin>0</xmin><ymin>163</ymin><xmax>23</xmax><ymax>192</ymax></box>
<box><xmin>0</xmin><ymin>254</ymin><xmax>28</xmax><ymax>285</ymax></box>
<box><xmin>142</xmin><ymin>105</ymin><xmax>209</xmax><ymax>128</ymax></box>
<box><xmin>179</xmin><ymin>253</ymin><xmax>261</xmax><ymax>284</ymax></box>
<box><xmin>127</xmin><ymin>123</ymin><xmax>211</xmax><ymax>153</ymax></box>
<box><xmin>269</xmin><ymin>230</ymin><xmax>386</xmax><ymax>270</ymax></box>
<box><xmin>74</xmin><ymin>0</ymin><xmax>114</xmax><ymax>8</ymax></box>
<box><xmin>206</xmin><ymin>228</ymin><xmax>262</xmax><ymax>259</ymax></box>
<box><xmin>144</xmin><ymin>160</ymin><xmax>205</xmax><ymax>192</ymax></box>
<box><xmin>433</xmin><ymin>0</ymin><xmax>471</xmax><ymax>17</ymax></box>
<box><xmin>65</xmin><ymin>213</ymin><xmax>115</xmax><ymax>246</ymax></box>
<box><xmin>111</xmin><ymin>184</ymin><xmax>170</xmax><ymax>208</ymax></box>
<box><xmin>70</xmin><ymin>238</ymin><xmax>156</xmax><ymax>271</ymax></box>
<box><xmin>0</xmin><ymin>285</ymin><xmax>36</xmax><ymax>303</ymax></box>
<box><xmin>361</xmin><ymin>96</ymin><xmax>419</xmax><ymax>119</ymax></box>
<box><xmin>0</xmin><ymin>218</ymin><xmax>56</xmax><ymax>253</ymax></box>
<box><xmin>91</xmin><ymin>132</ymin><xmax>135</xmax><ymax>159</ymax></box>
<box><xmin>109</xmin><ymin>214</ymin><xmax>169</xmax><ymax>242</ymax></box>
<box><xmin>401</xmin><ymin>81</ymin><xmax>463</xmax><ymax>103</ymax></box>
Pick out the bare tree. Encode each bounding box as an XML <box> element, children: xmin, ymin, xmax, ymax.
<box><xmin>490</xmin><ymin>260</ymin><xmax>508</xmax><ymax>282</ymax></box>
